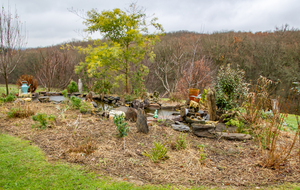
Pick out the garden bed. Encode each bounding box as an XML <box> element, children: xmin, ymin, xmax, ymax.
<box><xmin>0</xmin><ymin>102</ymin><xmax>299</xmax><ymax>188</ymax></box>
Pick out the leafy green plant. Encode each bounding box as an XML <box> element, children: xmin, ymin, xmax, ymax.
<box><xmin>175</xmin><ymin>133</ymin><xmax>187</xmax><ymax>150</ymax></box>
<box><xmin>69</xmin><ymin>96</ymin><xmax>82</xmax><ymax>109</ymax></box>
<box><xmin>225</xmin><ymin>118</ymin><xmax>247</xmax><ymax>134</ymax></box>
<box><xmin>32</xmin><ymin>113</ymin><xmax>56</xmax><ymax>129</ymax></box>
<box><xmin>5</xmin><ymin>93</ymin><xmax>16</xmax><ymax>102</ymax></box>
<box><xmin>142</xmin><ymin>141</ymin><xmax>169</xmax><ymax>163</ymax></box>
<box><xmin>67</xmin><ymin>80</ymin><xmax>78</xmax><ymax>93</ymax></box>
<box><xmin>61</xmin><ymin>89</ymin><xmax>68</xmax><ymax>98</ymax></box>
<box><xmin>113</xmin><ymin>114</ymin><xmax>129</xmax><ymax>137</ymax></box>
<box><xmin>200</xmin><ymin>88</ymin><xmax>208</xmax><ymax>105</ymax></box>
<box><xmin>79</xmin><ymin>101</ymin><xmax>95</xmax><ymax>114</ymax></box>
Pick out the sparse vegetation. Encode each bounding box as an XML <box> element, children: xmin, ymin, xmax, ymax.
<box><xmin>7</xmin><ymin>103</ymin><xmax>35</xmax><ymax>118</ymax></box>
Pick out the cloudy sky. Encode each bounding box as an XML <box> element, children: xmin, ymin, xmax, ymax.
<box><xmin>2</xmin><ymin>0</ymin><xmax>300</xmax><ymax>48</ymax></box>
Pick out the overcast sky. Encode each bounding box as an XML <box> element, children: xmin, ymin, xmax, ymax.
<box><xmin>2</xmin><ymin>0</ymin><xmax>300</xmax><ymax>48</ymax></box>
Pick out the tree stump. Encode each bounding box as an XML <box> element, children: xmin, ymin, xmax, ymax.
<box><xmin>206</xmin><ymin>89</ymin><xmax>217</xmax><ymax>121</ymax></box>
<box><xmin>136</xmin><ymin>108</ymin><xmax>149</xmax><ymax>134</ymax></box>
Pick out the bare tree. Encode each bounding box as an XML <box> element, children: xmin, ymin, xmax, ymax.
<box><xmin>34</xmin><ymin>46</ymin><xmax>77</xmax><ymax>91</ymax></box>
<box><xmin>0</xmin><ymin>6</ymin><xmax>26</xmax><ymax>95</ymax></box>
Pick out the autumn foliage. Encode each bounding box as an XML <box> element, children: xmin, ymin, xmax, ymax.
<box><xmin>16</xmin><ymin>74</ymin><xmax>38</xmax><ymax>93</ymax></box>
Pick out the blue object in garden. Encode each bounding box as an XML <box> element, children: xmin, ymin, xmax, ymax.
<box><xmin>153</xmin><ymin>110</ymin><xmax>158</xmax><ymax>118</ymax></box>
<box><xmin>21</xmin><ymin>81</ymin><xmax>31</xmax><ymax>94</ymax></box>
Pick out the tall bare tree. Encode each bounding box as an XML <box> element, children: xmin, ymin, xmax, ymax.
<box><xmin>0</xmin><ymin>6</ymin><xmax>26</xmax><ymax>95</ymax></box>
<box><xmin>34</xmin><ymin>46</ymin><xmax>77</xmax><ymax>91</ymax></box>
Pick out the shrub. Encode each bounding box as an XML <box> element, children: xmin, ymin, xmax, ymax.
<box><xmin>69</xmin><ymin>96</ymin><xmax>82</xmax><ymax>109</ymax></box>
<box><xmin>67</xmin><ymin>80</ymin><xmax>78</xmax><ymax>93</ymax></box>
<box><xmin>61</xmin><ymin>89</ymin><xmax>68</xmax><ymax>98</ymax></box>
<box><xmin>7</xmin><ymin>104</ymin><xmax>35</xmax><ymax>118</ymax></box>
<box><xmin>16</xmin><ymin>74</ymin><xmax>38</xmax><ymax>93</ymax></box>
<box><xmin>215</xmin><ymin>64</ymin><xmax>248</xmax><ymax>110</ymax></box>
<box><xmin>142</xmin><ymin>141</ymin><xmax>169</xmax><ymax>163</ymax></box>
<box><xmin>113</xmin><ymin>114</ymin><xmax>129</xmax><ymax>137</ymax></box>
<box><xmin>80</xmin><ymin>101</ymin><xmax>95</xmax><ymax>114</ymax></box>
<box><xmin>32</xmin><ymin>113</ymin><xmax>56</xmax><ymax>129</ymax></box>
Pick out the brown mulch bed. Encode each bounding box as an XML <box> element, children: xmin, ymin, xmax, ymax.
<box><xmin>0</xmin><ymin>102</ymin><xmax>300</xmax><ymax>188</ymax></box>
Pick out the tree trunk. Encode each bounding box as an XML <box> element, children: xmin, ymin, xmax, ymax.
<box><xmin>4</xmin><ymin>73</ymin><xmax>9</xmax><ymax>95</ymax></box>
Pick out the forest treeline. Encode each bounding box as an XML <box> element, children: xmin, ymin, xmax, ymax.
<box><xmin>5</xmin><ymin>28</ymin><xmax>300</xmax><ymax>101</ymax></box>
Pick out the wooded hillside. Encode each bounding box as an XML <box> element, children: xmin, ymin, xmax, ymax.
<box><xmin>4</xmin><ymin>28</ymin><xmax>300</xmax><ymax>100</ymax></box>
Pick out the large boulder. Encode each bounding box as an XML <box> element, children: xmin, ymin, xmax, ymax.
<box><xmin>136</xmin><ymin>108</ymin><xmax>149</xmax><ymax>134</ymax></box>
<box><xmin>125</xmin><ymin>107</ymin><xmax>138</xmax><ymax>122</ymax></box>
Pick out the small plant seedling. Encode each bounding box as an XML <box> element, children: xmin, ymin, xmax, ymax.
<box><xmin>142</xmin><ymin>141</ymin><xmax>169</xmax><ymax>163</ymax></box>
<box><xmin>175</xmin><ymin>133</ymin><xmax>187</xmax><ymax>150</ymax></box>
<box><xmin>197</xmin><ymin>144</ymin><xmax>207</xmax><ymax>163</ymax></box>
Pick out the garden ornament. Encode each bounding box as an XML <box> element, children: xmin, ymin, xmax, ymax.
<box><xmin>21</xmin><ymin>81</ymin><xmax>31</xmax><ymax>94</ymax></box>
<box><xmin>153</xmin><ymin>110</ymin><xmax>158</xmax><ymax>118</ymax></box>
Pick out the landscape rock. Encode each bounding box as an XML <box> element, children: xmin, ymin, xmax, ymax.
<box><xmin>160</xmin><ymin>103</ymin><xmax>176</xmax><ymax>110</ymax></box>
<box><xmin>108</xmin><ymin>110</ymin><xmax>125</xmax><ymax>120</ymax></box>
<box><xmin>191</xmin><ymin>123</ymin><xmax>216</xmax><ymax>138</ymax></box>
<box><xmin>206</xmin><ymin>88</ymin><xmax>217</xmax><ymax>121</ymax></box>
<box><xmin>171</xmin><ymin>123</ymin><xmax>190</xmax><ymax>132</ymax></box>
<box><xmin>215</xmin><ymin>132</ymin><xmax>252</xmax><ymax>141</ymax></box>
<box><xmin>91</xmin><ymin>101</ymin><xmax>97</xmax><ymax>108</ymax></box>
<box><xmin>125</xmin><ymin>107</ymin><xmax>138</xmax><ymax>122</ymax></box>
<box><xmin>132</xmin><ymin>99</ymin><xmax>144</xmax><ymax>109</ymax></box>
<box><xmin>185</xmin><ymin>117</ymin><xmax>206</xmax><ymax>124</ymax></box>
<box><xmin>148</xmin><ymin>103</ymin><xmax>161</xmax><ymax>110</ymax></box>
<box><xmin>136</xmin><ymin>108</ymin><xmax>149</xmax><ymax>134</ymax></box>
<box><xmin>38</xmin><ymin>96</ymin><xmax>49</xmax><ymax>103</ymax></box>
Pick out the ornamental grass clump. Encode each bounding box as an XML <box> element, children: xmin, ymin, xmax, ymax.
<box><xmin>142</xmin><ymin>141</ymin><xmax>169</xmax><ymax>163</ymax></box>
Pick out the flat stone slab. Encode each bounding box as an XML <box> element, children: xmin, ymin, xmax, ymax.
<box><xmin>185</xmin><ymin>117</ymin><xmax>206</xmax><ymax>124</ymax></box>
<box><xmin>147</xmin><ymin>117</ymin><xmax>157</xmax><ymax>122</ymax></box>
<box><xmin>171</xmin><ymin>124</ymin><xmax>190</xmax><ymax>132</ymax></box>
<box><xmin>215</xmin><ymin>132</ymin><xmax>252</xmax><ymax>141</ymax></box>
